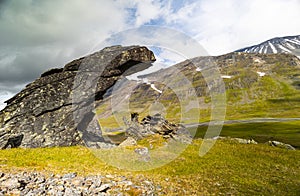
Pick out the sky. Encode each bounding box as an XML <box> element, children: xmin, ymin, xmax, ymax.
<box><xmin>0</xmin><ymin>0</ymin><xmax>300</xmax><ymax>109</ymax></box>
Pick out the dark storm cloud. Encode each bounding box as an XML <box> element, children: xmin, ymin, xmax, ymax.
<box><xmin>0</xmin><ymin>0</ymin><xmax>8</xmax><ymax>8</ymax></box>
<box><xmin>0</xmin><ymin>0</ymin><xmax>131</xmax><ymax>99</ymax></box>
<box><xmin>0</xmin><ymin>52</ymin><xmax>52</xmax><ymax>84</ymax></box>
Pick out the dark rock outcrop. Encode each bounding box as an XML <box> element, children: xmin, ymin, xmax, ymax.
<box><xmin>0</xmin><ymin>45</ymin><xmax>155</xmax><ymax>148</ymax></box>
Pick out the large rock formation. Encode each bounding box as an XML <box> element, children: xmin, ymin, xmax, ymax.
<box><xmin>0</xmin><ymin>45</ymin><xmax>155</xmax><ymax>148</ymax></box>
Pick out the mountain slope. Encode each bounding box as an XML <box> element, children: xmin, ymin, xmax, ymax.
<box><xmin>96</xmin><ymin>52</ymin><xmax>300</xmax><ymax>125</ymax></box>
<box><xmin>235</xmin><ymin>35</ymin><xmax>300</xmax><ymax>57</ymax></box>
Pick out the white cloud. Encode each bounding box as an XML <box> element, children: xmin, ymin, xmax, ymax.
<box><xmin>0</xmin><ymin>0</ymin><xmax>128</xmax><ymax>47</ymax></box>
<box><xmin>1</xmin><ymin>0</ymin><xmax>300</xmax><ymax>107</ymax></box>
<box><xmin>134</xmin><ymin>0</ymin><xmax>163</xmax><ymax>26</ymax></box>
<box><xmin>0</xmin><ymin>0</ymin><xmax>132</xmax><ymax>100</ymax></box>
<box><xmin>180</xmin><ymin>0</ymin><xmax>300</xmax><ymax>55</ymax></box>
<box><xmin>0</xmin><ymin>92</ymin><xmax>14</xmax><ymax>111</ymax></box>
<box><xmin>155</xmin><ymin>48</ymin><xmax>186</xmax><ymax>65</ymax></box>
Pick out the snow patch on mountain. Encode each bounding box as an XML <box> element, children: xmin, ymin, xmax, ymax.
<box><xmin>257</xmin><ymin>72</ymin><xmax>266</xmax><ymax>77</ymax></box>
<box><xmin>236</xmin><ymin>35</ymin><xmax>300</xmax><ymax>58</ymax></box>
<box><xmin>268</xmin><ymin>41</ymin><xmax>278</xmax><ymax>53</ymax></box>
<box><xmin>196</xmin><ymin>67</ymin><xmax>202</xmax><ymax>72</ymax></box>
<box><xmin>141</xmin><ymin>78</ymin><xmax>162</xmax><ymax>94</ymax></box>
<box><xmin>221</xmin><ymin>75</ymin><xmax>232</xmax><ymax>79</ymax></box>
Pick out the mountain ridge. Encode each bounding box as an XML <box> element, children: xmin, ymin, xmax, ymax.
<box><xmin>235</xmin><ymin>34</ymin><xmax>300</xmax><ymax>57</ymax></box>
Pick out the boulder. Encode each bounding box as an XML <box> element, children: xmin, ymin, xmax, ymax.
<box><xmin>118</xmin><ymin>137</ymin><xmax>137</xmax><ymax>147</ymax></box>
<box><xmin>268</xmin><ymin>140</ymin><xmax>296</xmax><ymax>150</ymax></box>
<box><xmin>232</xmin><ymin>138</ymin><xmax>257</xmax><ymax>144</ymax></box>
<box><xmin>211</xmin><ymin>136</ymin><xmax>258</xmax><ymax>145</ymax></box>
<box><xmin>0</xmin><ymin>45</ymin><xmax>155</xmax><ymax>148</ymax></box>
<box><xmin>134</xmin><ymin>147</ymin><xmax>151</xmax><ymax>162</ymax></box>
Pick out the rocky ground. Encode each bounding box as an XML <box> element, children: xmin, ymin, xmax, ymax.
<box><xmin>0</xmin><ymin>172</ymin><xmax>159</xmax><ymax>195</ymax></box>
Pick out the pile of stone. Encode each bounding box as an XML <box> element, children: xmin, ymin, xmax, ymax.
<box><xmin>122</xmin><ymin>113</ymin><xmax>192</xmax><ymax>144</ymax></box>
<box><xmin>0</xmin><ymin>172</ymin><xmax>158</xmax><ymax>195</ymax></box>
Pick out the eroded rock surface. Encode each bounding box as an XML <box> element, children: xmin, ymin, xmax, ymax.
<box><xmin>0</xmin><ymin>45</ymin><xmax>155</xmax><ymax>148</ymax></box>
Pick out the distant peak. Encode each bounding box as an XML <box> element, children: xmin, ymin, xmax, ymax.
<box><xmin>235</xmin><ymin>35</ymin><xmax>300</xmax><ymax>58</ymax></box>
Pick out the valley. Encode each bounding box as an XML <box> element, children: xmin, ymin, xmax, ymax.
<box><xmin>0</xmin><ymin>39</ymin><xmax>300</xmax><ymax>195</ymax></box>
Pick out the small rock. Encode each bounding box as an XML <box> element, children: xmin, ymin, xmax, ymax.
<box><xmin>84</xmin><ymin>178</ymin><xmax>94</xmax><ymax>187</ymax></box>
<box><xmin>231</xmin><ymin>138</ymin><xmax>257</xmax><ymax>144</ymax></box>
<box><xmin>9</xmin><ymin>189</ymin><xmax>21</xmax><ymax>195</ymax></box>
<box><xmin>105</xmin><ymin>174</ymin><xmax>114</xmax><ymax>179</ymax></box>
<box><xmin>268</xmin><ymin>140</ymin><xmax>296</xmax><ymax>150</ymax></box>
<box><xmin>119</xmin><ymin>137</ymin><xmax>137</xmax><ymax>147</ymax></box>
<box><xmin>134</xmin><ymin>147</ymin><xmax>151</xmax><ymax>162</ymax></box>
<box><xmin>64</xmin><ymin>187</ymin><xmax>81</xmax><ymax>196</ymax></box>
<box><xmin>97</xmin><ymin>183</ymin><xmax>111</xmax><ymax>192</ymax></box>
<box><xmin>63</xmin><ymin>172</ymin><xmax>77</xmax><ymax>179</ymax></box>
<box><xmin>134</xmin><ymin>147</ymin><xmax>149</xmax><ymax>156</ymax></box>
<box><xmin>93</xmin><ymin>178</ymin><xmax>102</xmax><ymax>187</ymax></box>
<box><xmin>71</xmin><ymin>178</ymin><xmax>84</xmax><ymax>187</ymax></box>
<box><xmin>35</xmin><ymin>176</ymin><xmax>46</xmax><ymax>184</ymax></box>
<box><xmin>1</xmin><ymin>178</ymin><xmax>20</xmax><ymax>189</ymax></box>
<box><xmin>119</xmin><ymin>180</ymin><xmax>133</xmax><ymax>186</ymax></box>
<box><xmin>143</xmin><ymin>180</ymin><xmax>152</xmax><ymax>185</ymax></box>
<box><xmin>56</xmin><ymin>184</ymin><xmax>65</xmax><ymax>192</ymax></box>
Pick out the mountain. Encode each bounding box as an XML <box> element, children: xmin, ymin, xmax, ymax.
<box><xmin>1</xmin><ymin>43</ymin><xmax>300</xmax><ymax>149</ymax></box>
<box><xmin>235</xmin><ymin>35</ymin><xmax>300</xmax><ymax>57</ymax></box>
<box><xmin>97</xmin><ymin>52</ymin><xmax>300</xmax><ymax>130</ymax></box>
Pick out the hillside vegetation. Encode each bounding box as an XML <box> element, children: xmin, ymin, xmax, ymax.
<box><xmin>96</xmin><ymin>53</ymin><xmax>300</xmax><ymax>140</ymax></box>
<box><xmin>1</xmin><ymin>52</ymin><xmax>299</xmax><ymax>195</ymax></box>
<box><xmin>0</xmin><ymin>140</ymin><xmax>299</xmax><ymax>195</ymax></box>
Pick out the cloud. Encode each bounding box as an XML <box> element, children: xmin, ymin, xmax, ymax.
<box><xmin>0</xmin><ymin>92</ymin><xmax>13</xmax><ymax>111</ymax></box>
<box><xmin>0</xmin><ymin>0</ymin><xmax>130</xmax><ymax>47</ymax></box>
<box><xmin>134</xmin><ymin>0</ymin><xmax>164</xmax><ymax>26</ymax></box>
<box><xmin>0</xmin><ymin>0</ymin><xmax>132</xmax><ymax>107</ymax></box>
<box><xmin>1</xmin><ymin>0</ymin><xmax>300</xmax><ymax>108</ymax></box>
<box><xmin>166</xmin><ymin>0</ymin><xmax>300</xmax><ymax>55</ymax></box>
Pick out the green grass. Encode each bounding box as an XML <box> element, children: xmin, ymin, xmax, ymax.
<box><xmin>96</xmin><ymin>74</ymin><xmax>300</xmax><ymax>124</ymax></box>
<box><xmin>0</xmin><ymin>140</ymin><xmax>299</xmax><ymax>195</ymax></box>
<box><xmin>3</xmin><ymin>54</ymin><xmax>297</xmax><ymax>194</ymax></box>
<box><xmin>192</xmin><ymin>121</ymin><xmax>300</xmax><ymax>149</ymax></box>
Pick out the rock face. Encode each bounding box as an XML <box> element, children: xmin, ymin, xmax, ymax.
<box><xmin>0</xmin><ymin>45</ymin><xmax>155</xmax><ymax>148</ymax></box>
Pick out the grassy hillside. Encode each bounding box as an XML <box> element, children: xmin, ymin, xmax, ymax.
<box><xmin>96</xmin><ymin>53</ymin><xmax>300</xmax><ymax>130</ymax></box>
<box><xmin>0</xmin><ymin>140</ymin><xmax>299</xmax><ymax>195</ymax></box>
<box><xmin>1</xmin><ymin>52</ymin><xmax>299</xmax><ymax>195</ymax></box>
